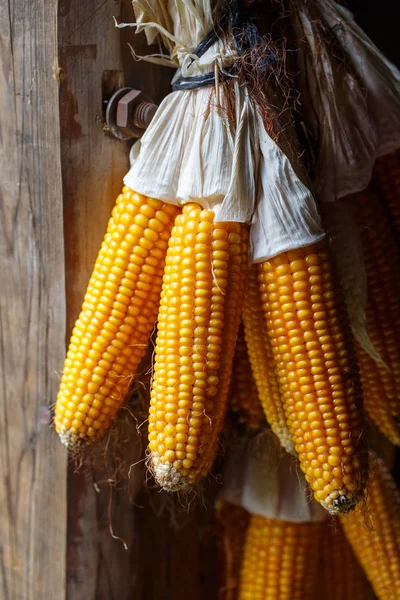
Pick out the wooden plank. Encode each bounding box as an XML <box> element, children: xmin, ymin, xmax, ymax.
<box><xmin>59</xmin><ymin>1</ymin><xmax>219</xmax><ymax>596</ymax></box>
<box><xmin>58</xmin><ymin>0</ymin><xmax>132</xmax><ymax>590</ymax></box>
<box><xmin>57</xmin><ymin>0</ymin><xmax>176</xmax><ymax>598</ymax></box>
<box><xmin>126</xmin><ymin>487</ymin><xmax>219</xmax><ymax>600</ymax></box>
<box><xmin>65</xmin><ymin>413</ymin><xmax>145</xmax><ymax>600</ymax></box>
<box><xmin>59</xmin><ymin>0</ymin><xmax>172</xmax><ymax>335</ymax></box>
<box><xmin>0</xmin><ymin>1</ymin><xmax>67</xmax><ymax>599</ymax></box>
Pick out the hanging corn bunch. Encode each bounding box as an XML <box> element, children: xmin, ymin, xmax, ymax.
<box><xmin>239</xmin><ymin>516</ymin><xmax>321</xmax><ymax>600</ymax></box>
<box><xmin>317</xmin><ymin>521</ymin><xmax>374</xmax><ymax>600</ymax></box>
<box><xmin>114</xmin><ymin>0</ymin><xmax>333</xmax><ymax>492</ymax></box>
<box><xmin>340</xmin><ymin>453</ymin><xmax>400</xmax><ymax>600</ymax></box>
<box><xmin>347</xmin><ymin>187</ymin><xmax>400</xmax><ymax>445</ymax></box>
<box><xmin>53</xmin><ymin>0</ymin><xmax>400</xmax><ymax>536</ymax></box>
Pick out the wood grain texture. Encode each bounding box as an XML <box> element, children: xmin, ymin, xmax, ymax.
<box><xmin>0</xmin><ymin>0</ymin><xmax>67</xmax><ymax>599</ymax></box>
<box><xmin>57</xmin><ymin>0</ymin><xmax>190</xmax><ymax>598</ymax></box>
<box><xmin>59</xmin><ymin>1</ymin><xmax>219</xmax><ymax>597</ymax></box>
<box><xmin>127</xmin><ymin>486</ymin><xmax>219</xmax><ymax>600</ymax></box>
<box><xmin>58</xmin><ymin>0</ymin><xmax>133</xmax><ymax>596</ymax></box>
<box><xmin>59</xmin><ymin>0</ymin><xmax>172</xmax><ymax>334</ymax></box>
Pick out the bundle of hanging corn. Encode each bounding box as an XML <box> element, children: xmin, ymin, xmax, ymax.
<box><xmin>219</xmin><ymin>432</ymin><xmax>327</xmax><ymax>600</ymax></box>
<box><xmin>54</xmin><ymin>0</ymin><xmax>400</xmax><ymax>565</ymax></box>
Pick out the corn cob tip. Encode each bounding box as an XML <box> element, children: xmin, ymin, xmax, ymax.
<box><xmin>321</xmin><ymin>491</ymin><xmax>362</xmax><ymax>515</ymax></box>
<box><xmin>56</xmin><ymin>425</ymin><xmax>93</xmax><ymax>449</ymax></box>
<box><xmin>150</xmin><ymin>454</ymin><xmax>191</xmax><ymax>492</ymax></box>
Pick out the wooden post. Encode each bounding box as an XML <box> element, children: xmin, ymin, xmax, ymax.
<box><xmin>0</xmin><ymin>0</ymin><xmax>67</xmax><ymax>598</ymax></box>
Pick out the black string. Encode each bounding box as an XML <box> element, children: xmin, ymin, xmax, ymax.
<box><xmin>172</xmin><ymin>29</ymin><xmax>227</xmax><ymax>91</ymax></box>
<box><xmin>172</xmin><ymin>10</ymin><xmax>277</xmax><ymax>92</ymax></box>
<box><xmin>194</xmin><ymin>28</ymin><xmax>221</xmax><ymax>59</ymax></box>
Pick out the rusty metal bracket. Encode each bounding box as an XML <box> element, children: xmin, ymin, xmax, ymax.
<box><xmin>105</xmin><ymin>87</ymin><xmax>157</xmax><ymax>141</ymax></box>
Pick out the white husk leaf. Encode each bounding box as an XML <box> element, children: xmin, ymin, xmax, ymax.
<box><xmin>125</xmin><ymin>84</ymin><xmax>258</xmax><ymax>223</ymax></box>
<box><xmin>321</xmin><ymin>201</ymin><xmax>385</xmax><ymax>365</ymax></box>
<box><xmin>251</xmin><ymin>113</ymin><xmax>325</xmax><ymax>263</ymax></box>
<box><xmin>122</xmin><ymin>0</ymin><xmax>324</xmax><ymax>261</ymax></box>
<box><xmin>220</xmin><ymin>432</ymin><xmax>327</xmax><ymax>523</ymax></box>
<box><xmin>131</xmin><ymin>0</ymin><xmax>215</xmax><ymax>60</ymax></box>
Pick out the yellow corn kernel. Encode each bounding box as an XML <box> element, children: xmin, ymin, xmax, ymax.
<box><xmin>228</xmin><ymin>321</ymin><xmax>265</xmax><ymax>430</ymax></box>
<box><xmin>239</xmin><ymin>515</ymin><xmax>321</xmax><ymax>600</ymax></box>
<box><xmin>242</xmin><ymin>267</ymin><xmax>294</xmax><ymax>453</ymax></box>
<box><xmin>374</xmin><ymin>149</ymin><xmax>400</xmax><ymax>239</ymax></box>
<box><xmin>340</xmin><ymin>452</ymin><xmax>400</xmax><ymax>600</ymax></box>
<box><xmin>216</xmin><ymin>501</ymin><xmax>250</xmax><ymax>600</ymax></box>
<box><xmin>318</xmin><ymin>521</ymin><xmax>374</xmax><ymax>600</ymax></box>
<box><xmin>257</xmin><ymin>240</ymin><xmax>367</xmax><ymax>514</ymax></box>
<box><xmin>54</xmin><ymin>187</ymin><xmax>180</xmax><ymax>447</ymax></box>
<box><xmin>349</xmin><ymin>188</ymin><xmax>400</xmax><ymax>445</ymax></box>
<box><xmin>148</xmin><ymin>203</ymin><xmax>249</xmax><ymax>490</ymax></box>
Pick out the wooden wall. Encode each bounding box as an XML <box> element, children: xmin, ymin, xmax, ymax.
<box><xmin>0</xmin><ymin>1</ymin><xmax>67</xmax><ymax>598</ymax></box>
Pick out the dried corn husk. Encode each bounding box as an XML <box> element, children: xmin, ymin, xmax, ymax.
<box><xmin>292</xmin><ymin>0</ymin><xmax>400</xmax><ymax>202</ymax></box>
<box><xmin>292</xmin><ymin>0</ymin><xmax>376</xmax><ymax>202</ymax></box>
<box><xmin>319</xmin><ymin>0</ymin><xmax>400</xmax><ymax>159</ymax></box>
<box><xmin>120</xmin><ymin>0</ymin><xmax>324</xmax><ymax>262</ymax></box>
<box><xmin>321</xmin><ymin>200</ymin><xmax>382</xmax><ymax>363</ymax></box>
<box><xmin>220</xmin><ymin>432</ymin><xmax>327</xmax><ymax>523</ymax></box>
<box><xmin>127</xmin><ymin>84</ymin><xmax>258</xmax><ymax>223</ymax></box>
<box><xmin>291</xmin><ymin>0</ymin><xmax>400</xmax><ymax>362</ymax></box>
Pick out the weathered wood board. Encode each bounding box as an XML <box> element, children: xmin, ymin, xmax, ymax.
<box><xmin>0</xmin><ymin>0</ymin><xmax>67</xmax><ymax>598</ymax></box>
<box><xmin>58</xmin><ymin>0</ymin><xmax>137</xmax><ymax>594</ymax></box>
<box><xmin>58</xmin><ymin>0</ymin><xmax>218</xmax><ymax>598</ymax></box>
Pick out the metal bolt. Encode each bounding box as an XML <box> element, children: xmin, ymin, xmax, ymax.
<box><xmin>105</xmin><ymin>87</ymin><xmax>158</xmax><ymax>141</ymax></box>
<box><xmin>133</xmin><ymin>101</ymin><xmax>157</xmax><ymax>129</ymax></box>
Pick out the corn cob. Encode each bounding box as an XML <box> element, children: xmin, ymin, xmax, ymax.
<box><xmin>340</xmin><ymin>453</ymin><xmax>400</xmax><ymax>600</ymax></box>
<box><xmin>242</xmin><ymin>267</ymin><xmax>294</xmax><ymax>453</ymax></box>
<box><xmin>257</xmin><ymin>239</ymin><xmax>367</xmax><ymax>514</ymax></box>
<box><xmin>216</xmin><ymin>501</ymin><xmax>250</xmax><ymax>600</ymax></box>
<box><xmin>348</xmin><ymin>188</ymin><xmax>400</xmax><ymax>445</ymax></box>
<box><xmin>374</xmin><ymin>149</ymin><xmax>400</xmax><ymax>239</ymax></box>
<box><xmin>239</xmin><ymin>515</ymin><xmax>321</xmax><ymax>600</ymax></box>
<box><xmin>54</xmin><ymin>187</ymin><xmax>180</xmax><ymax>447</ymax></box>
<box><xmin>148</xmin><ymin>203</ymin><xmax>249</xmax><ymax>490</ymax></box>
<box><xmin>228</xmin><ymin>321</ymin><xmax>265</xmax><ymax>430</ymax></box>
<box><xmin>317</xmin><ymin>521</ymin><xmax>374</xmax><ymax>600</ymax></box>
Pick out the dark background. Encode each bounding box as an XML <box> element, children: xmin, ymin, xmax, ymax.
<box><xmin>351</xmin><ymin>1</ymin><xmax>399</xmax><ymax>66</ymax></box>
